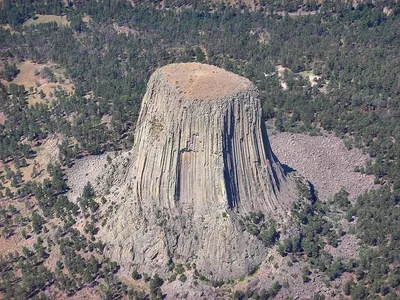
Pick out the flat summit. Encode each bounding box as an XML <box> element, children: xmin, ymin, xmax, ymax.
<box><xmin>103</xmin><ymin>63</ymin><xmax>300</xmax><ymax>280</ymax></box>
<box><xmin>160</xmin><ymin>63</ymin><xmax>252</xmax><ymax>100</ymax></box>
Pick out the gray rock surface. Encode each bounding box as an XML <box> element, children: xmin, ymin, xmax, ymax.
<box><xmin>102</xmin><ymin>63</ymin><xmax>299</xmax><ymax>280</ymax></box>
<box><xmin>269</xmin><ymin>131</ymin><xmax>375</xmax><ymax>200</ymax></box>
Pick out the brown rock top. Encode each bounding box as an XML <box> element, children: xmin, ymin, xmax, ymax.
<box><xmin>159</xmin><ymin>62</ymin><xmax>252</xmax><ymax>100</ymax></box>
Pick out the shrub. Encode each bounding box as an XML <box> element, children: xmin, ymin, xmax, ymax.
<box><xmin>131</xmin><ymin>270</ymin><xmax>142</xmax><ymax>280</ymax></box>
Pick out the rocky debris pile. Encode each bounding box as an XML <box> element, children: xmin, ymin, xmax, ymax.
<box><xmin>101</xmin><ymin>63</ymin><xmax>301</xmax><ymax>280</ymax></box>
<box><xmin>269</xmin><ymin>131</ymin><xmax>375</xmax><ymax>200</ymax></box>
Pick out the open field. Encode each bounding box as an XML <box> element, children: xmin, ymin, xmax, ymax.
<box><xmin>275</xmin><ymin>65</ymin><xmax>328</xmax><ymax>92</ymax></box>
<box><xmin>0</xmin><ymin>197</ymin><xmax>36</xmax><ymax>255</ymax></box>
<box><xmin>0</xmin><ymin>111</ymin><xmax>6</xmax><ymax>124</ymax></box>
<box><xmin>276</xmin><ymin>9</ymin><xmax>318</xmax><ymax>17</ymax></box>
<box><xmin>275</xmin><ymin>64</ymin><xmax>289</xmax><ymax>90</ymax></box>
<box><xmin>0</xmin><ymin>137</ymin><xmax>60</xmax><ymax>194</ymax></box>
<box><xmin>82</xmin><ymin>15</ymin><xmax>92</xmax><ymax>23</ymax></box>
<box><xmin>5</xmin><ymin>60</ymin><xmax>74</xmax><ymax>106</ymax></box>
<box><xmin>299</xmin><ymin>70</ymin><xmax>321</xmax><ymax>86</ymax></box>
<box><xmin>0</xmin><ymin>24</ymin><xmax>16</xmax><ymax>33</ymax></box>
<box><xmin>23</xmin><ymin>14</ymin><xmax>70</xmax><ymax>27</ymax></box>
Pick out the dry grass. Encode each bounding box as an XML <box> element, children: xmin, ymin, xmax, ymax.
<box><xmin>299</xmin><ymin>70</ymin><xmax>321</xmax><ymax>86</ymax></box>
<box><xmin>0</xmin><ymin>193</ymin><xmax>102</xmax><ymax>299</ymax></box>
<box><xmin>0</xmin><ymin>197</ymin><xmax>36</xmax><ymax>255</ymax></box>
<box><xmin>112</xmin><ymin>23</ymin><xmax>137</xmax><ymax>35</ymax></box>
<box><xmin>0</xmin><ymin>24</ymin><xmax>16</xmax><ymax>33</ymax></box>
<box><xmin>0</xmin><ymin>137</ymin><xmax>60</xmax><ymax>194</ymax></box>
<box><xmin>23</xmin><ymin>137</ymin><xmax>60</xmax><ymax>182</ymax></box>
<box><xmin>23</xmin><ymin>14</ymin><xmax>70</xmax><ymax>27</ymax></box>
<box><xmin>82</xmin><ymin>15</ymin><xmax>92</xmax><ymax>23</ymax></box>
<box><xmin>4</xmin><ymin>60</ymin><xmax>73</xmax><ymax>106</ymax></box>
<box><xmin>257</xmin><ymin>30</ymin><xmax>270</xmax><ymax>45</ymax></box>
<box><xmin>299</xmin><ymin>70</ymin><xmax>329</xmax><ymax>92</ymax></box>
<box><xmin>275</xmin><ymin>64</ymin><xmax>289</xmax><ymax>90</ymax></box>
<box><xmin>12</xmin><ymin>61</ymin><xmax>44</xmax><ymax>86</ymax></box>
<box><xmin>0</xmin><ymin>111</ymin><xmax>6</xmax><ymax>124</ymax></box>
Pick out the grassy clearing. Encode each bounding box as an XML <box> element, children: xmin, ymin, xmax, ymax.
<box><xmin>23</xmin><ymin>14</ymin><xmax>70</xmax><ymax>27</ymax></box>
<box><xmin>299</xmin><ymin>70</ymin><xmax>321</xmax><ymax>86</ymax></box>
<box><xmin>82</xmin><ymin>14</ymin><xmax>92</xmax><ymax>23</ymax></box>
<box><xmin>0</xmin><ymin>24</ymin><xmax>16</xmax><ymax>33</ymax></box>
<box><xmin>0</xmin><ymin>112</ymin><xmax>6</xmax><ymax>125</ymax></box>
<box><xmin>5</xmin><ymin>60</ymin><xmax>74</xmax><ymax>106</ymax></box>
<box><xmin>0</xmin><ymin>137</ymin><xmax>60</xmax><ymax>195</ymax></box>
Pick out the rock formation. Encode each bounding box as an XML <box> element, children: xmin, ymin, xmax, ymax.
<box><xmin>103</xmin><ymin>63</ymin><xmax>299</xmax><ymax>280</ymax></box>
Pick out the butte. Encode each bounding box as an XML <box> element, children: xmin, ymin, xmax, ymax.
<box><xmin>102</xmin><ymin>63</ymin><xmax>301</xmax><ymax>280</ymax></box>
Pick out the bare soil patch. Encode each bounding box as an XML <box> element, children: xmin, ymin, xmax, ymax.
<box><xmin>82</xmin><ymin>15</ymin><xmax>92</xmax><ymax>23</ymax></box>
<box><xmin>0</xmin><ymin>24</ymin><xmax>16</xmax><ymax>33</ymax></box>
<box><xmin>299</xmin><ymin>70</ymin><xmax>321</xmax><ymax>86</ymax></box>
<box><xmin>276</xmin><ymin>9</ymin><xmax>318</xmax><ymax>18</ymax></box>
<box><xmin>0</xmin><ymin>196</ymin><xmax>36</xmax><ymax>255</ymax></box>
<box><xmin>324</xmin><ymin>234</ymin><xmax>359</xmax><ymax>260</ymax></box>
<box><xmin>0</xmin><ymin>136</ymin><xmax>60</xmax><ymax>194</ymax></box>
<box><xmin>269</xmin><ymin>130</ymin><xmax>375</xmax><ymax>200</ymax></box>
<box><xmin>23</xmin><ymin>137</ymin><xmax>61</xmax><ymax>182</ymax></box>
<box><xmin>112</xmin><ymin>23</ymin><xmax>137</xmax><ymax>35</ymax></box>
<box><xmin>0</xmin><ymin>111</ymin><xmax>6</xmax><ymax>124</ymax></box>
<box><xmin>275</xmin><ymin>64</ymin><xmax>289</xmax><ymax>90</ymax></box>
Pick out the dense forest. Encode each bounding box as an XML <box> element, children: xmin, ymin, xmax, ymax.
<box><xmin>0</xmin><ymin>0</ymin><xmax>399</xmax><ymax>299</ymax></box>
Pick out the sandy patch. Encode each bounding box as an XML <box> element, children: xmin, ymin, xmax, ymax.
<box><xmin>324</xmin><ymin>234</ymin><xmax>359</xmax><ymax>260</ymax></box>
<box><xmin>23</xmin><ymin>14</ymin><xmax>70</xmax><ymax>27</ymax></box>
<box><xmin>258</xmin><ymin>30</ymin><xmax>270</xmax><ymax>45</ymax></box>
<box><xmin>112</xmin><ymin>23</ymin><xmax>137</xmax><ymax>35</ymax></box>
<box><xmin>269</xmin><ymin>131</ymin><xmax>375</xmax><ymax>200</ymax></box>
<box><xmin>23</xmin><ymin>137</ymin><xmax>61</xmax><ymax>182</ymax></box>
<box><xmin>0</xmin><ymin>24</ymin><xmax>16</xmax><ymax>33</ymax></box>
<box><xmin>101</xmin><ymin>114</ymin><xmax>112</xmax><ymax>130</ymax></box>
<box><xmin>82</xmin><ymin>15</ymin><xmax>92</xmax><ymax>23</ymax></box>
<box><xmin>299</xmin><ymin>70</ymin><xmax>329</xmax><ymax>92</ymax></box>
<box><xmin>299</xmin><ymin>70</ymin><xmax>321</xmax><ymax>86</ymax></box>
<box><xmin>0</xmin><ymin>137</ymin><xmax>60</xmax><ymax>194</ymax></box>
<box><xmin>275</xmin><ymin>64</ymin><xmax>289</xmax><ymax>90</ymax></box>
<box><xmin>0</xmin><ymin>111</ymin><xmax>6</xmax><ymax>124</ymax></box>
<box><xmin>276</xmin><ymin>9</ymin><xmax>318</xmax><ymax>18</ymax></box>
<box><xmin>276</xmin><ymin>64</ymin><xmax>289</xmax><ymax>74</ymax></box>
<box><xmin>0</xmin><ymin>197</ymin><xmax>36</xmax><ymax>255</ymax></box>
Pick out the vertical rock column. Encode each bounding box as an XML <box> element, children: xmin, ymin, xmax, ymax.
<box><xmin>104</xmin><ymin>63</ymin><xmax>298</xmax><ymax>280</ymax></box>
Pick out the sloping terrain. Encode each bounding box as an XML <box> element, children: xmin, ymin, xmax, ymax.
<box><xmin>269</xmin><ymin>131</ymin><xmax>375</xmax><ymax>200</ymax></box>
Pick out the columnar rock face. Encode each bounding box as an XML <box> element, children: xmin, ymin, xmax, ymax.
<box><xmin>104</xmin><ymin>63</ymin><xmax>298</xmax><ymax>280</ymax></box>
